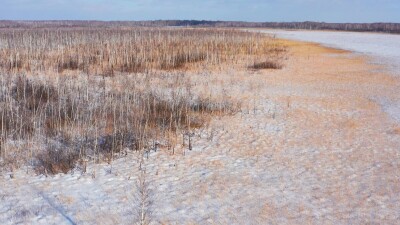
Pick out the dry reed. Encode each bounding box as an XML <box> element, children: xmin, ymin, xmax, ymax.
<box><xmin>0</xmin><ymin>27</ymin><xmax>285</xmax><ymax>174</ymax></box>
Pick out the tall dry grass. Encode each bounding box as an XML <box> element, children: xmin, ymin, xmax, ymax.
<box><xmin>0</xmin><ymin>28</ymin><xmax>284</xmax><ymax>75</ymax></box>
<box><xmin>0</xmin><ymin>27</ymin><xmax>285</xmax><ymax>174</ymax></box>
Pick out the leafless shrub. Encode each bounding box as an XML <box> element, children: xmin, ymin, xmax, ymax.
<box><xmin>134</xmin><ymin>170</ymin><xmax>152</xmax><ymax>225</ymax></box>
<box><xmin>35</xmin><ymin>144</ymin><xmax>79</xmax><ymax>175</ymax></box>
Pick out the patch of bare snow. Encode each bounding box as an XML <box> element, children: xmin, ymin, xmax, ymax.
<box><xmin>255</xmin><ymin>29</ymin><xmax>400</xmax><ymax>124</ymax></box>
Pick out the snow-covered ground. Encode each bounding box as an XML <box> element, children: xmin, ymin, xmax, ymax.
<box><xmin>1</xmin><ymin>33</ymin><xmax>400</xmax><ymax>224</ymax></box>
<box><xmin>257</xmin><ymin>29</ymin><xmax>400</xmax><ymax>76</ymax></box>
<box><xmin>255</xmin><ymin>29</ymin><xmax>400</xmax><ymax>123</ymax></box>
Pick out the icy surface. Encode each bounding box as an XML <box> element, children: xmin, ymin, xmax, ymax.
<box><xmin>259</xmin><ymin>29</ymin><xmax>400</xmax><ymax>76</ymax></box>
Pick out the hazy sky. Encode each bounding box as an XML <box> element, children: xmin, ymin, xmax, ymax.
<box><xmin>1</xmin><ymin>0</ymin><xmax>399</xmax><ymax>22</ymax></box>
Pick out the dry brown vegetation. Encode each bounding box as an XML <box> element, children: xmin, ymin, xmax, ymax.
<box><xmin>0</xmin><ymin>28</ymin><xmax>284</xmax><ymax>75</ymax></box>
<box><xmin>250</xmin><ymin>60</ymin><xmax>283</xmax><ymax>70</ymax></box>
<box><xmin>0</xmin><ymin>27</ymin><xmax>285</xmax><ymax>174</ymax></box>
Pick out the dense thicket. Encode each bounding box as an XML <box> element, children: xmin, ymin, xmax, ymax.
<box><xmin>0</xmin><ymin>28</ymin><xmax>283</xmax><ymax>75</ymax></box>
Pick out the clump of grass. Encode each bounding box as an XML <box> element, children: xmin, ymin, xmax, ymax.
<box><xmin>250</xmin><ymin>60</ymin><xmax>283</xmax><ymax>70</ymax></box>
<box><xmin>35</xmin><ymin>145</ymin><xmax>79</xmax><ymax>175</ymax></box>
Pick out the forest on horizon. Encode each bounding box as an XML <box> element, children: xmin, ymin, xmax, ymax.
<box><xmin>1</xmin><ymin>20</ymin><xmax>400</xmax><ymax>34</ymax></box>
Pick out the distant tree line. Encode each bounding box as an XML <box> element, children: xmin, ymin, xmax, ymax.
<box><xmin>1</xmin><ymin>20</ymin><xmax>400</xmax><ymax>34</ymax></box>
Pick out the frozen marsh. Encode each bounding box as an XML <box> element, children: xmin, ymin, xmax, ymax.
<box><xmin>1</xmin><ymin>28</ymin><xmax>400</xmax><ymax>224</ymax></box>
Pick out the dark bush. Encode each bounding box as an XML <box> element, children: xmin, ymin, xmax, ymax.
<box><xmin>35</xmin><ymin>145</ymin><xmax>79</xmax><ymax>175</ymax></box>
<box><xmin>250</xmin><ymin>60</ymin><xmax>283</xmax><ymax>70</ymax></box>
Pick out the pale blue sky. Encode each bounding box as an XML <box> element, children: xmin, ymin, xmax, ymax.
<box><xmin>1</xmin><ymin>0</ymin><xmax>399</xmax><ymax>22</ymax></box>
